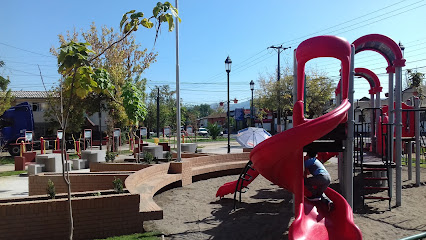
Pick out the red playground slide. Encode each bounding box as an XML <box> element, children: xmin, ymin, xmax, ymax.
<box><xmin>250</xmin><ymin>36</ymin><xmax>362</xmax><ymax>240</ymax></box>
<box><xmin>216</xmin><ymin>167</ymin><xmax>259</xmax><ymax>198</ymax></box>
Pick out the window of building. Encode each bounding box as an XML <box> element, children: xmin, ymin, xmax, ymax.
<box><xmin>32</xmin><ymin>103</ymin><xmax>41</xmax><ymax>112</ymax></box>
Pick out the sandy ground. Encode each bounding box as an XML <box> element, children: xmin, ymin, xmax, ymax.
<box><xmin>144</xmin><ymin>161</ymin><xmax>426</xmax><ymax>240</ymax></box>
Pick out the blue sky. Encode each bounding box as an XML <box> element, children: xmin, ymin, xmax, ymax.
<box><xmin>1</xmin><ymin>0</ymin><xmax>425</xmax><ymax>106</ymax></box>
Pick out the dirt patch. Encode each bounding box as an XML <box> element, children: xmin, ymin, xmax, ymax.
<box><xmin>144</xmin><ymin>161</ymin><xmax>426</xmax><ymax>240</ymax></box>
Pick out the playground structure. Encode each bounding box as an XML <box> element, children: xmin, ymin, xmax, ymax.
<box><xmin>216</xmin><ymin>34</ymin><xmax>425</xmax><ymax>240</ymax></box>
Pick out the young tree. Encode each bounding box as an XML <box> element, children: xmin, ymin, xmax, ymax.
<box><xmin>49</xmin><ymin>23</ymin><xmax>157</xmax><ymax>138</ymax></box>
<box><xmin>0</xmin><ymin>60</ymin><xmax>14</xmax><ymax>115</ymax></box>
<box><xmin>52</xmin><ymin>3</ymin><xmax>180</xmax><ymax>239</ymax></box>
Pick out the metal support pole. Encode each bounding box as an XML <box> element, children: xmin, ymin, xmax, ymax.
<box><xmin>414</xmin><ymin>97</ymin><xmax>421</xmax><ymax>186</ymax></box>
<box><xmin>227</xmin><ymin>71</ymin><xmax>230</xmax><ymax>154</ymax></box>
<box><xmin>408</xmin><ymin>140</ymin><xmax>412</xmax><ymax>180</ymax></box>
<box><xmin>292</xmin><ymin>49</ymin><xmax>297</xmax><ymax>215</ymax></box>
<box><xmin>98</xmin><ymin>98</ymin><xmax>102</xmax><ymax>150</ymax></box>
<box><xmin>388</xmin><ymin>72</ymin><xmax>395</xmax><ymax>160</ymax></box>
<box><xmin>293</xmin><ymin>49</ymin><xmax>297</xmax><ymax>105</ymax></box>
<box><xmin>251</xmin><ymin>89</ymin><xmax>254</xmax><ymax>127</ymax></box>
<box><xmin>395</xmin><ymin>66</ymin><xmax>402</xmax><ymax>206</ymax></box>
<box><xmin>375</xmin><ymin>92</ymin><xmax>381</xmax><ymax>154</ymax></box>
<box><xmin>370</xmin><ymin>93</ymin><xmax>376</xmax><ymax>153</ymax></box>
<box><xmin>157</xmin><ymin>87</ymin><xmax>160</xmax><ymax>138</ymax></box>
<box><xmin>277</xmin><ymin>49</ymin><xmax>281</xmax><ymax>133</ymax></box>
<box><xmin>344</xmin><ymin>46</ymin><xmax>355</xmax><ymax>209</ymax></box>
<box><xmin>175</xmin><ymin>0</ymin><xmax>181</xmax><ymax>162</ymax></box>
<box><xmin>388</xmin><ymin>72</ymin><xmax>394</xmax><ymax>198</ymax></box>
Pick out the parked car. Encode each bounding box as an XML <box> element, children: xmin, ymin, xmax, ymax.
<box><xmin>197</xmin><ymin>127</ymin><xmax>209</xmax><ymax>136</ymax></box>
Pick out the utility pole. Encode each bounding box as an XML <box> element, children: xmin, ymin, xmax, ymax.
<box><xmin>157</xmin><ymin>87</ymin><xmax>160</xmax><ymax>138</ymax></box>
<box><xmin>268</xmin><ymin>45</ymin><xmax>291</xmax><ymax>134</ymax></box>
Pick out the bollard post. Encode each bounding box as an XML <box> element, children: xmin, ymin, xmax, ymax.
<box><xmin>20</xmin><ymin>140</ymin><xmax>25</xmax><ymax>157</ymax></box>
<box><xmin>40</xmin><ymin>137</ymin><xmax>44</xmax><ymax>154</ymax></box>
<box><xmin>56</xmin><ymin>137</ymin><xmax>60</xmax><ymax>150</ymax></box>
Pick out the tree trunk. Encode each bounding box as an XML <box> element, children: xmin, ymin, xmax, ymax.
<box><xmin>61</xmin><ymin>132</ymin><xmax>74</xmax><ymax>239</ymax></box>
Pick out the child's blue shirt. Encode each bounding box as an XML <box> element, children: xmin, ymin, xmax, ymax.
<box><xmin>304</xmin><ymin>157</ymin><xmax>329</xmax><ymax>176</ymax></box>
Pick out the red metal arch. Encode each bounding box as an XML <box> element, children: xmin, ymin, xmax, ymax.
<box><xmin>335</xmin><ymin>67</ymin><xmax>383</xmax><ymax>95</ymax></box>
<box><xmin>353</xmin><ymin>34</ymin><xmax>405</xmax><ymax>73</ymax></box>
<box><xmin>354</xmin><ymin>68</ymin><xmax>382</xmax><ymax>94</ymax></box>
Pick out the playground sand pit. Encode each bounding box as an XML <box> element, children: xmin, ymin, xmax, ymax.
<box><xmin>144</xmin><ymin>161</ymin><xmax>426</xmax><ymax>240</ymax></box>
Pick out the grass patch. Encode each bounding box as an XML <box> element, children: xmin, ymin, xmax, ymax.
<box><xmin>96</xmin><ymin>231</ymin><xmax>163</xmax><ymax>240</ymax></box>
<box><xmin>68</xmin><ymin>153</ymin><xmax>80</xmax><ymax>159</ymax></box>
<box><xmin>0</xmin><ymin>170</ymin><xmax>26</xmax><ymax>177</ymax></box>
<box><xmin>401</xmin><ymin>157</ymin><xmax>426</xmax><ymax>168</ymax></box>
<box><xmin>119</xmin><ymin>150</ymin><xmax>133</xmax><ymax>155</ymax></box>
<box><xmin>0</xmin><ymin>156</ymin><xmax>14</xmax><ymax>165</ymax></box>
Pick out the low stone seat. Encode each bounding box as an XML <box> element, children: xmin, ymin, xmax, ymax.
<box><xmin>27</xmin><ymin>163</ymin><xmax>45</xmax><ymax>175</ymax></box>
<box><xmin>181</xmin><ymin>143</ymin><xmax>197</xmax><ymax>153</ymax></box>
<box><xmin>125</xmin><ymin>162</ymin><xmax>182</xmax><ymax>221</ymax></box>
<box><xmin>188</xmin><ymin>153</ymin><xmax>250</xmax><ymax>177</ymax></box>
<box><xmin>125</xmin><ymin>152</ymin><xmax>250</xmax><ymax>223</ymax></box>
<box><xmin>71</xmin><ymin>159</ymin><xmax>87</xmax><ymax>170</ymax></box>
<box><xmin>142</xmin><ymin>146</ymin><xmax>163</xmax><ymax>159</ymax></box>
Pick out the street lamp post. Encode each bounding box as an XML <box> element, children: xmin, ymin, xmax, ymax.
<box><xmin>225</xmin><ymin>56</ymin><xmax>232</xmax><ymax>154</ymax></box>
<box><xmin>250</xmin><ymin>80</ymin><xmax>255</xmax><ymax>127</ymax></box>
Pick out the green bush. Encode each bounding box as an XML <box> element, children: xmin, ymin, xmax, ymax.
<box><xmin>144</xmin><ymin>151</ymin><xmax>154</xmax><ymax>164</ymax></box>
<box><xmin>113</xmin><ymin>177</ymin><xmax>124</xmax><ymax>193</ymax></box>
<box><xmin>105</xmin><ymin>151</ymin><xmax>116</xmax><ymax>162</ymax></box>
<box><xmin>207</xmin><ymin>123</ymin><xmax>222</xmax><ymax>140</ymax></box>
<box><xmin>46</xmin><ymin>179</ymin><xmax>56</xmax><ymax>199</ymax></box>
<box><xmin>165</xmin><ymin>151</ymin><xmax>173</xmax><ymax>162</ymax></box>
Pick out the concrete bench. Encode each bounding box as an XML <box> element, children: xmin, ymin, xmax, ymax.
<box><xmin>142</xmin><ymin>146</ymin><xmax>163</xmax><ymax>160</ymax></box>
<box><xmin>36</xmin><ymin>154</ymin><xmax>72</xmax><ymax>173</ymax></box>
<box><xmin>71</xmin><ymin>159</ymin><xmax>87</xmax><ymax>170</ymax></box>
<box><xmin>81</xmin><ymin>150</ymin><xmax>106</xmax><ymax>168</ymax></box>
<box><xmin>125</xmin><ymin>153</ymin><xmax>250</xmax><ymax>222</ymax></box>
<box><xmin>125</xmin><ymin>163</ymin><xmax>182</xmax><ymax>221</ymax></box>
<box><xmin>181</xmin><ymin>143</ymin><xmax>197</xmax><ymax>153</ymax></box>
<box><xmin>187</xmin><ymin>153</ymin><xmax>250</xmax><ymax>177</ymax></box>
<box><xmin>28</xmin><ymin>163</ymin><xmax>45</xmax><ymax>175</ymax></box>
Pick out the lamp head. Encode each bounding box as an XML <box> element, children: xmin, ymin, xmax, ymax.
<box><xmin>225</xmin><ymin>56</ymin><xmax>232</xmax><ymax>72</ymax></box>
<box><xmin>250</xmin><ymin>80</ymin><xmax>255</xmax><ymax>90</ymax></box>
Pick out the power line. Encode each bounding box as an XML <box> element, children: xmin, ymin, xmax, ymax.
<box><xmin>0</xmin><ymin>42</ymin><xmax>55</xmax><ymax>58</ymax></box>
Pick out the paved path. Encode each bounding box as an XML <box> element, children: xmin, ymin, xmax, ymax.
<box><xmin>0</xmin><ymin>173</ymin><xmax>29</xmax><ymax>198</ymax></box>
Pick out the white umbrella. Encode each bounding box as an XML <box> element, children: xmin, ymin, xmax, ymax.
<box><xmin>236</xmin><ymin>127</ymin><xmax>272</xmax><ymax>148</ymax></box>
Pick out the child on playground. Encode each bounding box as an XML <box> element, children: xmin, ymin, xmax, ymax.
<box><xmin>304</xmin><ymin>150</ymin><xmax>334</xmax><ymax>211</ymax></box>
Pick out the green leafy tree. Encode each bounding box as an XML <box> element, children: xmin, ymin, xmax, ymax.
<box><xmin>51</xmin><ymin>3</ymin><xmax>180</xmax><ymax>239</ymax></box>
<box><xmin>206</xmin><ymin>122</ymin><xmax>222</xmax><ymax>140</ymax></box>
<box><xmin>145</xmin><ymin>85</ymin><xmax>178</xmax><ymax>133</ymax></box>
<box><xmin>49</xmin><ymin>23</ymin><xmax>156</xmax><ymax>137</ymax></box>
<box><xmin>255</xmin><ymin>67</ymin><xmax>293</xmax><ymax>131</ymax></box>
<box><xmin>0</xmin><ymin>60</ymin><xmax>14</xmax><ymax>115</ymax></box>
<box><xmin>406</xmin><ymin>69</ymin><xmax>424</xmax><ymax>88</ymax></box>
<box><xmin>406</xmin><ymin>69</ymin><xmax>425</xmax><ymax>100</ymax></box>
<box><xmin>305</xmin><ymin>72</ymin><xmax>335</xmax><ymax>118</ymax></box>
<box><xmin>255</xmin><ymin>67</ymin><xmax>335</xmax><ymax>126</ymax></box>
